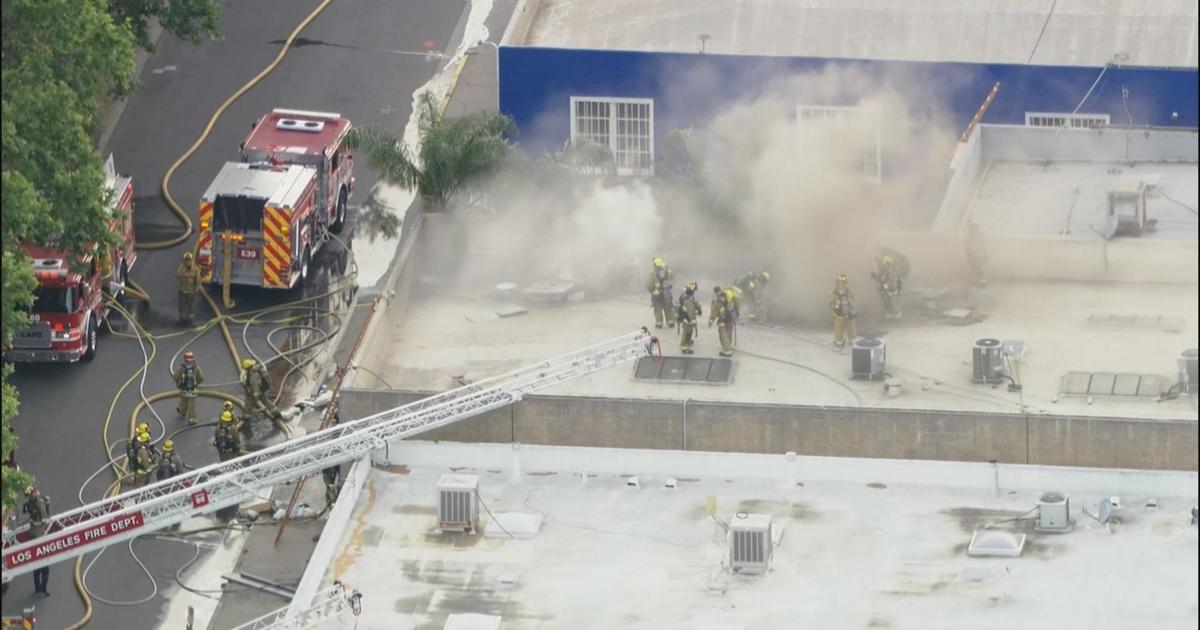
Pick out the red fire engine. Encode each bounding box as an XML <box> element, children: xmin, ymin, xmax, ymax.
<box><xmin>5</xmin><ymin>155</ymin><xmax>137</xmax><ymax>363</ymax></box>
<box><xmin>196</xmin><ymin>108</ymin><xmax>354</xmax><ymax>290</ymax></box>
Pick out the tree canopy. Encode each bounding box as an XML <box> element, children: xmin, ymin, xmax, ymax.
<box><xmin>1</xmin><ymin>0</ymin><xmax>221</xmax><ymax>511</ymax></box>
<box><xmin>348</xmin><ymin>92</ymin><xmax>517</xmax><ymax>209</ymax></box>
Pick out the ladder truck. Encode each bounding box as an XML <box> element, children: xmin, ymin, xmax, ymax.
<box><xmin>1</xmin><ymin>329</ymin><xmax>659</xmax><ymax>587</ymax></box>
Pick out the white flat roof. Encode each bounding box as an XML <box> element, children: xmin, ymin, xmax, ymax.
<box><xmin>524</xmin><ymin>0</ymin><xmax>1200</xmax><ymax>67</ymax></box>
<box><xmin>356</xmin><ymin>281</ymin><xmax>1198</xmax><ymax>421</ymax></box>
<box><xmin>323</xmin><ymin>442</ymin><xmax>1200</xmax><ymax>629</ymax></box>
<box><xmin>969</xmin><ymin>161</ymin><xmax>1199</xmax><ymax>239</ymax></box>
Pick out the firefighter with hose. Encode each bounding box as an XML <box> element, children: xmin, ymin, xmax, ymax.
<box><xmin>214</xmin><ymin>410</ymin><xmax>245</xmax><ymax>462</ymax></box>
<box><xmin>241</xmin><ymin>357</ymin><xmax>283</xmax><ymax>428</ymax></box>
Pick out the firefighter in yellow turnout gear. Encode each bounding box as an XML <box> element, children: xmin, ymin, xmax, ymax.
<box><xmin>129</xmin><ymin>431</ymin><xmax>157</xmax><ymax>488</ymax></box>
<box><xmin>708</xmin><ymin>286</ymin><xmax>736</xmax><ymax>357</ymax></box>
<box><xmin>646</xmin><ymin>257</ymin><xmax>676</xmax><ymax>329</ymax></box>
<box><xmin>830</xmin><ymin>273</ymin><xmax>858</xmax><ymax>349</ymax></box>
<box><xmin>872</xmin><ymin>253</ymin><xmax>904</xmax><ymax>320</ymax></box>
<box><xmin>214</xmin><ymin>410</ymin><xmax>245</xmax><ymax>462</ymax></box>
<box><xmin>173</xmin><ymin>351</ymin><xmax>204</xmax><ymax>425</ymax></box>
<box><xmin>240</xmin><ymin>358</ymin><xmax>283</xmax><ymax>427</ymax></box>
<box><xmin>177</xmin><ymin>251</ymin><xmax>201</xmax><ymax>325</ymax></box>
<box><xmin>676</xmin><ymin>283</ymin><xmax>702</xmax><ymax>354</ymax></box>
<box><xmin>732</xmin><ymin>271</ymin><xmax>770</xmax><ymax>319</ymax></box>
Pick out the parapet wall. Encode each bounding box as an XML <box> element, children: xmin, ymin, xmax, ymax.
<box><xmin>891</xmin><ymin>230</ymin><xmax>1200</xmax><ymax>285</ymax></box>
<box><xmin>342</xmin><ymin>389</ymin><xmax>1199</xmax><ymax>471</ymax></box>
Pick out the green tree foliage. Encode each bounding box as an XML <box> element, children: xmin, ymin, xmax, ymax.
<box><xmin>2</xmin><ymin>365</ymin><xmax>32</xmax><ymax>513</ymax></box>
<box><xmin>110</xmin><ymin>0</ymin><xmax>222</xmax><ymax>51</ymax></box>
<box><xmin>1</xmin><ymin>0</ymin><xmax>220</xmax><ymax>511</ymax></box>
<box><xmin>2</xmin><ymin>0</ymin><xmax>137</xmax><ymax>112</ymax></box>
<box><xmin>348</xmin><ymin>92</ymin><xmax>517</xmax><ymax>209</ymax></box>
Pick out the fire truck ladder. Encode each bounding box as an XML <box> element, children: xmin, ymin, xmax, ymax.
<box><xmin>2</xmin><ymin>329</ymin><xmax>658</xmax><ymax>580</ymax></box>
<box><xmin>228</xmin><ymin>581</ymin><xmax>361</xmax><ymax>630</ymax></box>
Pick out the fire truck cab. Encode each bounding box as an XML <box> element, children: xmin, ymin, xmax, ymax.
<box><xmin>197</xmin><ymin>108</ymin><xmax>354</xmax><ymax>289</ymax></box>
<box><xmin>5</xmin><ymin>155</ymin><xmax>137</xmax><ymax>363</ymax></box>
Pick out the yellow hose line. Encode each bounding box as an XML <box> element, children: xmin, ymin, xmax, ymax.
<box><xmin>140</xmin><ymin>0</ymin><xmax>335</xmax><ymax>251</ymax></box>
<box><xmin>200</xmin><ymin>285</ymin><xmax>242</xmax><ymax>369</ymax></box>
<box><xmin>67</xmin><ymin>2</ymin><xmax>335</xmax><ymax>622</ymax></box>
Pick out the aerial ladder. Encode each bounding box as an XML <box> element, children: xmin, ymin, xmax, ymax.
<box><xmin>2</xmin><ymin>329</ymin><xmax>659</xmax><ymax>582</ymax></box>
<box><xmin>228</xmin><ymin>582</ymin><xmax>361</xmax><ymax>630</ymax></box>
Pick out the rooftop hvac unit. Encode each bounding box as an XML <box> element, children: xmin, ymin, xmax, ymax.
<box><xmin>972</xmin><ymin>338</ymin><xmax>1005</xmax><ymax>384</ymax></box>
<box><xmin>276</xmin><ymin>117</ymin><xmax>326</xmax><ymax>133</ymax></box>
<box><xmin>438</xmin><ymin>474</ymin><xmax>480</xmax><ymax>533</ymax></box>
<box><xmin>1036</xmin><ymin>491</ymin><xmax>1072</xmax><ymax>533</ymax></box>
<box><xmin>851</xmin><ymin>337</ymin><xmax>886</xmax><ymax>381</ymax></box>
<box><xmin>729</xmin><ymin>513</ymin><xmax>773</xmax><ymax>574</ymax></box>
<box><xmin>1179</xmin><ymin>348</ymin><xmax>1198</xmax><ymax>393</ymax></box>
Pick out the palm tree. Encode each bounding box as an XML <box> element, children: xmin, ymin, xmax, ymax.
<box><xmin>347</xmin><ymin>92</ymin><xmax>517</xmax><ymax>210</ymax></box>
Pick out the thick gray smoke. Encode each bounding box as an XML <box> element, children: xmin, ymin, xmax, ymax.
<box><xmin>425</xmin><ymin>64</ymin><xmax>960</xmax><ymax>322</ymax></box>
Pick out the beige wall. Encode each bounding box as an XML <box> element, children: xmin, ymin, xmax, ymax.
<box><xmin>344</xmin><ymin>389</ymin><xmax>1199</xmax><ymax>471</ymax></box>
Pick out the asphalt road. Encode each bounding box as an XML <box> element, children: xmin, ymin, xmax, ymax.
<box><xmin>3</xmin><ymin>0</ymin><xmax>467</xmax><ymax>627</ymax></box>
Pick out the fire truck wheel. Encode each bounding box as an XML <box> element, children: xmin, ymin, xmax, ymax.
<box><xmin>83</xmin><ymin>319</ymin><xmax>98</xmax><ymax>361</ymax></box>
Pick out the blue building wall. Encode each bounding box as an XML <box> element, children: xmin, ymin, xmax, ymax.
<box><xmin>498</xmin><ymin>46</ymin><xmax>1199</xmax><ymax>158</ymax></box>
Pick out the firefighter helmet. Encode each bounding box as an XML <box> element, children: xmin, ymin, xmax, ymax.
<box><xmin>220</xmin><ymin>410</ymin><xmax>235</xmax><ymax>423</ymax></box>
<box><xmin>836</xmin><ymin>273</ymin><xmax>848</xmax><ymax>284</ymax></box>
<box><xmin>183</xmin><ymin>252</ymin><xmax>193</xmax><ymax>262</ymax></box>
<box><xmin>162</xmin><ymin>439</ymin><xmax>175</xmax><ymax>452</ymax></box>
<box><xmin>241</xmin><ymin>358</ymin><xmax>255</xmax><ymax>370</ymax></box>
<box><xmin>725</xmin><ymin>288</ymin><xmax>737</xmax><ymax>303</ymax></box>
<box><xmin>222</xmin><ymin>400</ymin><xmax>234</xmax><ymax>411</ymax></box>
<box><xmin>881</xmin><ymin>255</ymin><xmax>894</xmax><ymax>266</ymax></box>
<box><xmin>24</xmin><ymin>485</ymin><xmax>35</xmax><ymax>496</ymax></box>
<box><xmin>652</xmin><ymin>257</ymin><xmax>665</xmax><ymax>268</ymax></box>
<box><xmin>760</xmin><ymin>271</ymin><xmax>771</xmax><ymax>283</ymax></box>
<box><xmin>685</xmin><ymin>282</ymin><xmax>697</xmax><ymax>293</ymax></box>
<box><xmin>137</xmin><ymin>432</ymin><xmax>150</xmax><ymax>443</ymax></box>
<box><xmin>137</xmin><ymin>422</ymin><xmax>150</xmax><ymax>434</ymax></box>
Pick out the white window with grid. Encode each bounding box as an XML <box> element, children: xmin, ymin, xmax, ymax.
<box><xmin>570</xmin><ymin>97</ymin><xmax>654</xmax><ymax>175</ymax></box>
<box><xmin>1025</xmin><ymin>112</ymin><xmax>1110</xmax><ymax>129</ymax></box>
<box><xmin>796</xmin><ymin>105</ymin><xmax>882</xmax><ymax>182</ymax></box>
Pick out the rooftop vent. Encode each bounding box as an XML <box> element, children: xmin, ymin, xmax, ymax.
<box><xmin>276</xmin><ymin>118</ymin><xmax>325</xmax><ymax>133</ymax></box>
<box><xmin>1179</xmin><ymin>348</ymin><xmax>1198</xmax><ymax>393</ymax></box>
<box><xmin>851</xmin><ymin>337</ymin><xmax>886</xmax><ymax>381</ymax></box>
<box><xmin>1036</xmin><ymin>491</ymin><xmax>1073</xmax><ymax>533</ymax></box>
<box><xmin>972</xmin><ymin>338</ymin><xmax>1005</xmax><ymax>384</ymax></box>
<box><xmin>729</xmin><ymin>513</ymin><xmax>773</xmax><ymax>574</ymax></box>
<box><xmin>438</xmin><ymin>474</ymin><xmax>479</xmax><ymax>534</ymax></box>
<box><xmin>967</xmin><ymin>530</ymin><xmax>1025</xmax><ymax>557</ymax></box>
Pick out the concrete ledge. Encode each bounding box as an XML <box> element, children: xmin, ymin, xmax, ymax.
<box><xmin>500</xmin><ymin>0</ymin><xmax>542</xmax><ymax>45</ymax></box>
<box><xmin>287</xmin><ymin>455</ymin><xmax>371</xmax><ymax>618</ymax></box>
<box><xmin>342</xmin><ymin>389</ymin><xmax>1199</xmax><ymax>471</ymax></box>
<box><xmin>891</xmin><ymin>230</ymin><xmax>1200</xmax><ymax>284</ymax></box>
